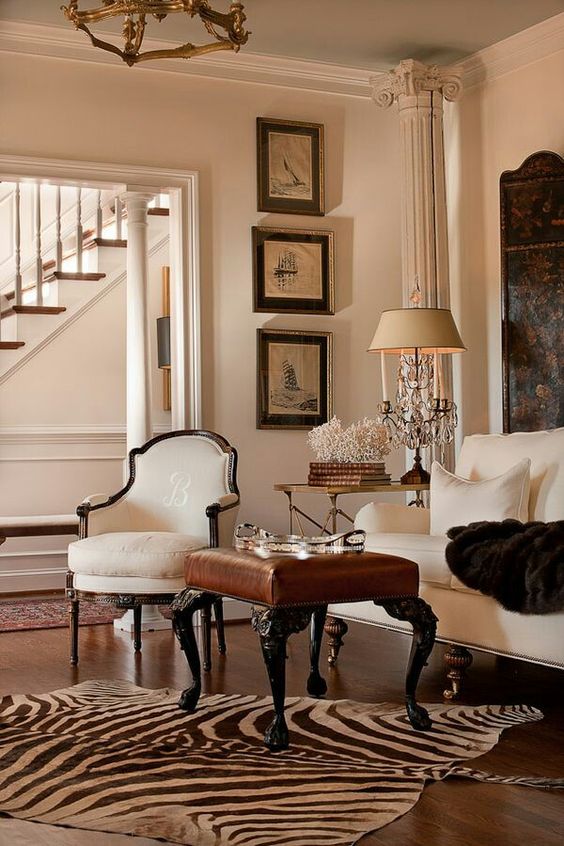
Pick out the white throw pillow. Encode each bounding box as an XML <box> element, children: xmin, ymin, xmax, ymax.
<box><xmin>430</xmin><ymin>458</ymin><xmax>531</xmax><ymax>536</ymax></box>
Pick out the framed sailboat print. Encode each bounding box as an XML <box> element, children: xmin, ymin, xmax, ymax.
<box><xmin>252</xmin><ymin>226</ymin><xmax>334</xmax><ymax>314</ymax></box>
<box><xmin>257</xmin><ymin>329</ymin><xmax>333</xmax><ymax>429</ymax></box>
<box><xmin>257</xmin><ymin>118</ymin><xmax>324</xmax><ymax>215</ymax></box>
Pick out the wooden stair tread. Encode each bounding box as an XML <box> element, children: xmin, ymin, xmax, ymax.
<box><xmin>1</xmin><ymin>305</ymin><xmax>67</xmax><ymax>319</ymax></box>
<box><xmin>45</xmin><ymin>272</ymin><xmax>106</xmax><ymax>281</ymax></box>
<box><xmin>85</xmin><ymin>238</ymin><xmax>127</xmax><ymax>249</ymax></box>
<box><xmin>148</xmin><ymin>207</ymin><xmax>169</xmax><ymax>216</ymax></box>
<box><xmin>0</xmin><ymin>341</ymin><xmax>25</xmax><ymax>350</ymax></box>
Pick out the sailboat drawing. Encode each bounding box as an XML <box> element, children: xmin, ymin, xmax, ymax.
<box><xmin>273</xmin><ymin>250</ymin><xmax>298</xmax><ymax>290</ymax></box>
<box><xmin>283</xmin><ymin>155</ymin><xmax>306</xmax><ymax>188</ymax></box>
<box><xmin>270</xmin><ymin>359</ymin><xmax>318</xmax><ymax>412</ymax></box>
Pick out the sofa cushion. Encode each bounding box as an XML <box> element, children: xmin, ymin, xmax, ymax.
<box><xmin>363</xmin><ymin>532</ymin><xmax>450</xmax><ymax>587</ymax></box>
<box><xmin>68</xmin><ymin>532</ymin><xmax>206</xmax><ymax>579</ymax></box>
<box><xmin>456</xmin><ymin>428</ymin><xmax>564</xmax><ymax>522</ymax></box>
<box><xmin>430</xmin><ymin>459</ymin><xmax>530</xmax><ymax>536</ymax></box>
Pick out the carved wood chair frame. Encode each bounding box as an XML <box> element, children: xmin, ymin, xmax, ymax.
<box><xmin>66</xmin><ymin>429</ymin><xmax>240</xmax><ymax>665</ymax></box>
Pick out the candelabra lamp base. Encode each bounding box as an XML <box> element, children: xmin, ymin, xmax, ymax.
<box><xmin>400</xmin><ymin>450</ymin><xmax>430</xmax><ymax>486</ymax></box>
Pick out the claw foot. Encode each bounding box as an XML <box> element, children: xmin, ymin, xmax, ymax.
<box><xmin>264</xmin><ymin>716</ymin><xmax>289</xmax><ymax>751</ymax></box>
<box><xmin>406</xmin><ymin>697</ymin><xmax>432</xmax><ymax>731</ymax></box>
<box><xmin>306</xmin><ymin>672</ymin><xmax>328</xmax><ymax>697</ymax></box>
<box><xmin>178</xmin><ymin>684</ymin><xmax>201</xmax><ymax>713</ymax></box>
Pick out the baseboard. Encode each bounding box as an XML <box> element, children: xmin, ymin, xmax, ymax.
<box><xmin>221</xmin><ymin>598</ymin><xmax>251</xmax><ymax>622</ymax></box>
<box><xmin>0</xmin><ymin>555</ymin><xmax>67</xmax><ymax>593</ymax></box>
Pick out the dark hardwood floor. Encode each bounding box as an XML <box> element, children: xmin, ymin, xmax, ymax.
<box><xmin>0</xmin><ymin>618</ymin><xmax>563</xmax><ymax>845</ymax></box>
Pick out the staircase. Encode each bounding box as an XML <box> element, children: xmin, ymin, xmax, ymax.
<box><xmin>0</xmin><ymin>183</ymin><xmax>169</xmax><ymax>380</ymax></box>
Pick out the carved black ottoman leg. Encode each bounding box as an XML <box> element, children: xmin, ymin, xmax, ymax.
<box><xmin>133</xmin><ymin>605</ymin><xmax>142</xmax><ymax>653</ymax></box>
<box><xmin>252</xmin><ymin>607</ymin><xmax>312</xmax><ymax>751</ymax></box>
<box><xmin>381</xmin><ymin>597</ymin><xmax>438</xmax><ymax>731</ymax></box>
<box><xmin>213</xmin><ymin>598</ymin><xmax>227</xmax><ymax>655</ymax></box>
<box><xmin>307</xmin><ymin>605</ymin><xmax>328</xmax><ymax>697</ymax></box>
<box><xmin>171</xmin><ymin>590</ymin><xmax>218</xmax><ymax>713</ymax></box>
<box><xmin>69</xmin><ymin>599</ymin><xmax>79</xmax><ymax>665</ymax></box>
<box><xmin>201</xmin><ymin>603</ymin><xmax>212</xmax><ymax>672</ymax></box>
<box><xmin>324</xmin><ymin>615</ymin><xmax>349</xmax><ymax>666</ymax></box>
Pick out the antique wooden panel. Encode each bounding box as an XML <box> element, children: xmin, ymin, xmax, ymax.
<box><xmin>500</xmin><ymin>151</ymin><xmax>564</xmax><ymax>433</ymax></box>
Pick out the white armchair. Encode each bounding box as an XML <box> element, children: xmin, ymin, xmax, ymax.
<box><xmin>67</xmin><ymin>430</ymin><xmax>240</xmax><ymax>665</ymax></box>
<box><xmin>329</xmin><ymin>427</ymin><xmax>564</xmax><ymax>698</ymax></box>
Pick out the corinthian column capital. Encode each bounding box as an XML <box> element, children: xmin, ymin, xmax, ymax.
<box><xmin>371</xmin><ymin>59</ymin><xmax>463</xmax><ymax>108</ymax></box>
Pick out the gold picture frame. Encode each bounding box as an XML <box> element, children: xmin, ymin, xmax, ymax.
<box><xmin>257</xmin><ymin>117</ymin><xmax>324</xmax><ymax>216</ymax></box>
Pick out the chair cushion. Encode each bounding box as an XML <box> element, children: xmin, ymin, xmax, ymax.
<box><xmin>72</xmin><ymin>574</ymin><xmax>187</xmax><ymax>594</ymax></box>
<box><xmin>363</xmin><ymin>533</ymin><xmax>450</xmax><ymax>587</ymax></box>
<box><xmin>68</xmin><ymin>532</ymin><xmax>206</xmax><ymax>579</ymax></box>
<box><xmin>430</xmin><ymin>459</ymin><xmax>530</xmax><ymax>536</ymax></box>
<box><xmin>182</xmin><ymin>548</ymin><xmax>419</xmax><ymax>606</ymax></box>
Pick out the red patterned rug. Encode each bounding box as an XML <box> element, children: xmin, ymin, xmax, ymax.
<box><xmin>0</xmin><ymin>599</ymin><xmax>122</xmax><ymax>632</ymax></box>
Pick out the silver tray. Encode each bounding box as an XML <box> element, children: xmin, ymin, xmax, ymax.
<box><xmin>234</xmin><ymin>523</ymin><xmax>366</xmax><ymax>554</ymax></box>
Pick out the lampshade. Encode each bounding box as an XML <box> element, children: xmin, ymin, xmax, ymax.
<box><xmin>368</xmin><ymin>308</ymin><xmax>466</xmax><ymax>354</ymax></box>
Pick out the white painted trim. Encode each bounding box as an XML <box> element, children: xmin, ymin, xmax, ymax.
<box><xmin>460</xmin><ymin>11</ymin><xmax>564</xmax><ymax>88</ymax></box>
<box><xmin>0</xmin><ymin>20</ymin><xmax>379</xmax><ymax>98</ymax></box>
<box><xmin>0</xmin><ymin>154</ymin><xmax>200</xmax><ymax>429</ymax></box>
<box><xmin>0</xmin><ymin>233</ymin><xmax>168</xmax><ymax>385</ymax></box>
<box><xmin>1</xmin><ymin>15</ymin><xmax>563</xmax><ymax>97</ymax></box>
<box><xmin>0</xmin><ymin>455</ymin><xmax>123</xmax><ymax>463</ymax></box>
<box><xmin>0</xmin><ymin>424</ymin><xmax>169</xmax><ymax>444</ymax></box>
<box><xmin>0</xmin><ymin>551</ymin><xmax>68</xmax><ymax>561</ymax></box>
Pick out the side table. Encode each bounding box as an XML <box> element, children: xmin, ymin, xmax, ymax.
<box><xmin>273</xmin><ymin>481</ymin><xmax>430</xmax><ymax>665</ymax></box>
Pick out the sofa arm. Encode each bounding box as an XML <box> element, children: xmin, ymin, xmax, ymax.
<box><xmin>206</xmin><ymin>493</ymin><xmax>240</xmax><ymax>547</ymax></box>
<box><xmin>355</xmin><ymin>502</ymin><xmax>430</xmax><ymax>535</ymax></box>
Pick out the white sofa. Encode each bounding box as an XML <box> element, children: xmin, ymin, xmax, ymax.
<box><xmin>329</xmin><ymin>427</ymin><xmax>564</xmax><ymax>697</ymax></box>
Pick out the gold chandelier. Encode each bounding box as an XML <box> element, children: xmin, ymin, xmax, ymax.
<box><xmin>61</xmin><ymin>1</ymin><xmax>250</xmax><ymax>67</ymax></box>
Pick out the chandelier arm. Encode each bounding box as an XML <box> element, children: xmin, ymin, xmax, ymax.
<box><xmin>74</xmin><ymin>22</ymin><xmax>132</xmax><ymax>62</ymax></box>
<box><xmin>131</xmin><ymin>39</ymin><xmax>238</xmax><ymax>63</ymax></box>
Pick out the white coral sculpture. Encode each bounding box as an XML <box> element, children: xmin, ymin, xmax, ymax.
<box><xmin>308</xmin><ymin>416</ymin><xmax>391</xmax><ymax>463</ymax></box>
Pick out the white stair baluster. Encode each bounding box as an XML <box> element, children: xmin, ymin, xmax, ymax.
<box><xmin>76</xmin><ymin>187</ymin><xmax>83</xmax><ymax>273</ymax></box>
<box><xmin>35</xmin><ymin>183</ymin><xmax>43</xmax><ymax>306</ymax></box>
<box><xmin>14</xmin><ymin>183</ymin><xmax>22</xmax><ymax>307</ymax></box>
<box><xmin>115</xmin><ymin>195</ymin><xmax>122</xmax><ymax>240</ymax></box>
<box><xmin>56</xmin><ymin>185</ymin><xmax>63</xmax><ymax>272</ymax></box>
<box><xmin>96</xmin><ymin>189</ymin><xmax>103</xmax><ymax>239</ymax></box>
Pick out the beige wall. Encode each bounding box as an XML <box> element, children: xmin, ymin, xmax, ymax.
<box><xmin>0</xmin><ymin>53</ymin><xmax>405</xmax><ymax>540</ymax></box>
<box><xmin>448</xmin><ymin>48</ymin><xmax>564</xmax><ymax>438</ymax></box>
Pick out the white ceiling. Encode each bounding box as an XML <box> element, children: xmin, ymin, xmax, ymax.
<box><xmin>1</xmin><ymin>0</ymin><xmax>563</xmax><ymax>68</ymax></box>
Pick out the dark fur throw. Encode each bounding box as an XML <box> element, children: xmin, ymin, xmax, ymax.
<box><xmin>445</xmin><ymin>519</ymin><xmax>564</xmax><ymax>614</ymax></box>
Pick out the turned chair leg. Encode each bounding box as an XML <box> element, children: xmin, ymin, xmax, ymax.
<box><xmin>382</xmin><ymin>597</ymin><xmax>438</xmax><ymax>731</ymax></box>
<box><xmin>172</xmin><ymin>589</ymin><xmax>218</xmax><ymax>712</ymax></box>
<box><xmin>307</xmin><ymin>605</ymin><xmax>328</xmax><ymax>697</ymax></box>
<box><xmin>201</xmin><ymin>603</ymin><xmax>212</xmax><ymax>671</ymax></box>
<box><xmin>443</xmin><ymin>644</ymin><xmax>473</xmax><ymax>700</ymax></box>
<box><xmin>213</xmin><ymin>598</ymin><xmax>227</xmax><ymax>655</ymax></box>
<box><xmin>133</xmin><ymin>605</ymin><xmax>142</xmax><ymax>653</ymax></box>
<box><xmin>69</xmin><ymin>599</ymin><xmax>79</xmax><ymax>665</ymax></box>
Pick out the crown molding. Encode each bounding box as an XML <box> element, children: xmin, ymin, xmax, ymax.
<box><xmin>0</xmin><ymin>20</ymin><xmax>379</xmax><ymax>98</ymax></box>
<box><xmin>460</xmin><ymin>11</ymin><xmax>564</xmax><ymax>88</ymax></box>
<box><xmin>1</xmin><ymin>14</ymin><xmax>562</xmax><ymax>98</ymax></box>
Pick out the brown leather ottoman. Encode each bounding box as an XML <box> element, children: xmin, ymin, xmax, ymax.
<box><xmin>171</xmin><ymin>548</ymin><xmax>437</xmax><ymax>750</ymax></box>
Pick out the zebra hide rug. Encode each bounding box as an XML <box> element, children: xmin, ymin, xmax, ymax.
<box><xmin>0</xmin><ymin>680</ymin><xmax>560</xmax><ymax>846</ymax></box>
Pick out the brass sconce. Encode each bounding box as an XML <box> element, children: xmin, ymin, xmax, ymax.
<box><xmin>157</xmin><ymin>266</ymin><xmax>171</xmax><ymax>411</ymax></box>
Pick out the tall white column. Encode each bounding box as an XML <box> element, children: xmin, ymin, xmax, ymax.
<box><xmin>372</xmin><ymin>60</ymin><xmax>462</xmax><ymax>308</ymax></box>
<box><xmin>122</xmin><ymin>191</ymin><xmax>155</xmax><ymax>455</ymax></box>
<box><xmin>372</xmin><ymin>61</ymin><xmax>463</xmax><ymax>470</ymax></box>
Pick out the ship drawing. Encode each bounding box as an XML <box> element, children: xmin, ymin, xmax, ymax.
<box><xmin>283</xmin><ymin>155</ymin><xmax>306</xmax><ymax>188</ymax></box>
<box><xmin>273</xmin><ymin>250</ymin><xmax>298</xmax><ymax>290</ymax></box>
<box><xmin>270</xmin><ymin>358</ymin><xmax>318</xmax><ymax>413</ymax></box>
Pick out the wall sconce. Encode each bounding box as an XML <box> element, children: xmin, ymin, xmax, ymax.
<box><xmin>157</xmin><ymin>266</ymin><xmax>171</xmax><ymax>411</ymax></box>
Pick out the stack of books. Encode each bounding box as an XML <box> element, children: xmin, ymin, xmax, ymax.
<box><xmin>308</xmin><ymin>462</ymin><xmax>391</xmax><ymax>487</ymax></box>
